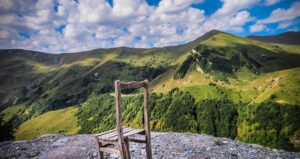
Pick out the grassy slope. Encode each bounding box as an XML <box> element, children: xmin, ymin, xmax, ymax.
<box><xmin>15</xmin><ymin>107</ymin><xmax>79</xmax><ymax>140</ymax></box>
<box><xmin>202</xmin><ymin>32</ymin><xmax>300</xmax><ymax>54</ymax></box>
<box><xmin>151</xmin><ymin>32</ymin><xmax>300</xmax><ymax>105</ymax></box>
<box><xmin>0</xmin><ymin>30</ymin><xmax>219</xmax><ymax>109</ymax></box>
<box><xmin>247</xmin><ymin>67</ymin><xmax>300</xmax><ymax>105</ymax></box>
<box><xmin>0</xmin><ymin>104</ymin><xmax>25</xmax><ymax>123</ymax></box>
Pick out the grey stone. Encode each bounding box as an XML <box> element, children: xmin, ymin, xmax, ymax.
<box><xmin>1</xmin><ymin>132</ymin><xmax>300</xmax><ymax>159</ymax></box>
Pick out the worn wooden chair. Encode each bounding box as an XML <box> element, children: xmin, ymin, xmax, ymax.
<box><xmin>94</xmin><ymin>80</ymin><xmax>152</xmax><ymax>159</ymax></box>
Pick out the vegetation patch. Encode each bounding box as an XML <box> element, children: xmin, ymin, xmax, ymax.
<box><xmin>237</xmin><ymin>100</ymin><xmax>300</xmax><ymax>151</ymax></box>
<box><xmin>0</xmin><ymin>104</ymin><xmax>25</xmax><ymax>123</ymax></box>
<box><xmin>174</xmin><ymin>55</ymin><xmax>193</xmax><ymax>79</ymax></box>
<box><xmin>15</xmin><ymin>107</ymin><xmax>79</xmax><ymax>140</ymax></box>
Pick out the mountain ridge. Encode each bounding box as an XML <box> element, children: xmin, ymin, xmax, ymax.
<box><xmin>247</xmin><ymin>31</ymin><xmax>300</xmax><ymax>45</ymax></box>
<box><xmin>0</xmin><ymin>29</ymin><xmax>222</xmax><ymax>55</ymax></box>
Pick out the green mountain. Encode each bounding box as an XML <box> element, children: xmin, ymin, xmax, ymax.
<box><xmin>247</xmin><ymin>31</ymin><xmax>300</xmax><ymax>45</ymax></box>
<box><xmin>1</xmin><ymin>30</ymin><xmax>300</xmax><ymax>151</ymax></box>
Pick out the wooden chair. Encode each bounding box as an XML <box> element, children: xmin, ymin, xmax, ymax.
<box><xmin>94</xmin><ymin>80</ymin><xmax>152</xmax><ymax>159</ymax></box>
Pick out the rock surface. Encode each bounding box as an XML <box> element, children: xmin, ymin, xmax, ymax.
<box><xmin>1</xmin><ymin>132</ymin><xmax>300</xmax><ymax>159</ymax></box>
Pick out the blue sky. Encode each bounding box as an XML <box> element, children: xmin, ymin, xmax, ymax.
<box><xmin>0</xmin><ymin>0</ymin><xmax>299</xmax><ymax>53</ymax></box>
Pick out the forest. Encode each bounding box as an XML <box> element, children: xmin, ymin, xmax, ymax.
<box><xmin>75</xmin><ymin>88</ymin><xmax>300</xmax><ymax>151</ymax></box>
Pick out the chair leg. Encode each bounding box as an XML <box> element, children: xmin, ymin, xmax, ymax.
<box><xmin>99</xmin><ymin>142</ymin><xmax>104</xmax><ymax>159</ymax></box>
<box><xmin>125</xmin><ymin>137</ymin><xmax>131</xmax><ymax>159</ymax></box>
<box><xmin>95</xmin><ymin>137</ymin><xmax>104</xmax><ymax>159</ymax></box>
<box><xmin>145</xmin><ymin>135</ymin><xmax>152</xmax><ymax>159</ymax></box>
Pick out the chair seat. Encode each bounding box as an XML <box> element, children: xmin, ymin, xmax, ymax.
<box><xmin>94</xmin><ymin>126</ymin><xmax>145</xmax><ymax>142</ymax></box>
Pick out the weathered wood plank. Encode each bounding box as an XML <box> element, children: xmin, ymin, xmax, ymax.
<box><xmin>120</xmin><ymin>81</ymin><xmax>146</xmax><ymax>89</ymax></box>
<box><xmin>100</xmin><ymin>147</ymin><xmax>120</xmax><ymax>155</ymax></box>
<box><xmin>98</xmin><ymin>138</ymin><xmax>119</xmax><ymax>143</ymax></box>
<box><xmin>94</xmin><ymin>128</ymin><xmax>117</xmax><ymax>137</ymax></box>
<box><xmin>100</xmin><ymin>127</ymin><xmax>133</xmax><ymax>139</ymax></box>
<box><xmin>94</xmin><ymin>126</ymin><xmax>130</xmax><ymax>137</ymax></box>
<box><xmin>111</xmin><ymin>129</ymin><xmax>145</xmax><ymax>140</ymax></box>
<box><xmin>128</xmin><ymin>137</ymin><xmax>146</xmax><ymax>143</ymax></box>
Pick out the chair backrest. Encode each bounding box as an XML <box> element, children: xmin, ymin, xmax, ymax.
<box><xmin>114</xmin><ymin>80</ymin><xmax>150</xmax><ymax>155</ymax></box>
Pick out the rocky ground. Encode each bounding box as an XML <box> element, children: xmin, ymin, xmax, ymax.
<box><xmin>1</xmin><ymin>132</ymin><xmax>300</xmax><ymax>159</ymax></box>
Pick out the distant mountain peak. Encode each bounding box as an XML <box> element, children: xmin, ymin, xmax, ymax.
<box><xmin>247</xmin><ymin>31</ymin><xmax>300</xmax><ymax>45</ymax></box>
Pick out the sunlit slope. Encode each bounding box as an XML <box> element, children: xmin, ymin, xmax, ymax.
<box><xmin>245</xmin><ymin>67</ymin><xmax>300</xmax><ymax>105</ymax></box>
<box><xmin>200</xmin><ymin>32</ymin><xmax>300</xmax><ymax>72</ymax></box>
<box><xmin>0</xmin><ymin>30</ymin><xmax>223</xmax><ymax>109</ymax></box>
<box><xmin>15</xmin><ymin>107</ymin><xmax>79</xmax><ymax>140</ymax></box>
<box><xmin>0</xmin><ymin>45</ymin><xmax>195</xmax><ymax>110</ymax></box>
<box><xmin>151</xmin><ymin>32</ymin><xmax>300</xmax><ymax>105</ymax></box>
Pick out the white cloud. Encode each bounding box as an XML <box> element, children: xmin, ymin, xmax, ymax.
<box><xmin>75</xmin><ymin>0</ymin><xmax>111</xmax><ymax>24</ymax></box>
<box><xmin>112</xmin><ymin>0</ymin><xmax>151</xmax><ymax>17</ymax></box>
<box><xmin>250</xmin><ymin>24</ymin><xmax>267</xmax><ymax>32</ymax></box>
<box><xmin>0</xmin><ymin>14</ymin><xmax>16</xmax><ymax>24</ymax></box>
<box><xmin>0</xmin><ymin>0</ymin><xmax>13</xmax><ymax>10</ymax></box>
<box><xmin>214</xmin><ymin>0</ymin><xmax>259</xmax><ymax>16</ymax></box>
<box><xmin>229</xmin><ymin>11</ymin><xmax>253</xmax><ymax>26</ymax></box>
<box><xmin>157</xmin><ymin>0</ymin><xmax>203</xmax><ymax>14</ymax></box>
<box><xmin>264</xmin><ymin>0</ymin><xmax>281</xmax><ymax>6</ymax></box>
<box><xmin>0</xmin><ymin>30</ymin><xmax>9</xmax><ymax>38</ymax></box>
<box><xmin>258</xmin><ymin>2</ymin><xmax>300</xmax><ymax>24</ymax></box>
<box><xmin>250</xmin><ymin>2</ymin><xmax>300</xmax><ymax>32</ymax></box>
<box><xmin>0</xmin><ymin>0</ymin><xmax>259</xmax><ymax>53</ymax></box>
<box><xmin>278</xmin><ymin>21</ymin><xmax>294</xmax><ymax>29</ymax></box>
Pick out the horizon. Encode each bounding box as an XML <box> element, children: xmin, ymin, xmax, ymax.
<box><xmin>0</xmin><ymin>29</ymin><xmax>298</xmax><ymax>54</ymax></box>
<box><xmin>0</xmin><ymin>0</ymin><xmax>300</xmax><ymax>53</ymax></box>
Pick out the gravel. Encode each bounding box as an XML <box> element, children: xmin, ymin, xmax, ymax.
<box><xmin>1</xmin><ymin>132</ymin><xmax>300</xmax><ymax>159</ymax></box>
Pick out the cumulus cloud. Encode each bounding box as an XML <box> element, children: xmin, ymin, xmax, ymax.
<box><xmin>250</xmin><ymin>2</ymin><xmax>300</xmax><ymax>32</ymax></box>
<box><xmin>156</xmin><ymin>0</ymin><xmax>203</xmax><ymax>14</ymax></box>
<box><xmin>264</xmin><ymin>0</ymin><xmax>281</xmax><ymax>6</ymax></box>
<box><xmin>0</xmin><ymin>0</ymin><xmax>13</xmax><ymax>10</ymax></box>
<box><xmin>214</xmin><ymin>0</ymin><xmax>259</xmax><ymax>16</ymax></box>
<box><xmin>278</xmin><ymin>21</ymin><xmax>294</xmax><ymax>29</ymax></box>
<box><xmin>0</xmin><ymin>30</ymin><xmax>9</xmax><ymax>38</ymax></box>
<box><xmin>250</xmin><ymin>24</ymin><xmax>268</xmax><ymax>32</ymax></box>
<box><xmin>73</xmin><ymin>0</ymin><xmax>111</xmax><ymax>24</ymax></box>
<box><xmin>0</xmin><ymin>0</ymin><xmax>265</xmax><ymax>53</ymax></box>
<box><xmin>0</xmin><ymin>14</ymin><xmax>16</xmax><ymax>25</ymax></box>
<box><xmin>258</xmin><ymin>2</ymin><xmax>300</xmax><ymax>24</ymax></box>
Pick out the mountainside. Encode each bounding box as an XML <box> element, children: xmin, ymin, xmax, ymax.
<box><xmin>0</xmin><ymin>30</ymin><xmax>219</xmax><ymax>111</ymax></box>
<box><xmin>1</xmin><ymin>30</ymin><xmax>300</xmax><ymax>152</ymax></box>
<box><xmin>1</xmin><ymin>132</ymin><xmax>300</xmax><ymax>159</ymax></box>
<box><xmin>247</xmin><ymin>31</ymin><xmax>300</xmax><ymax>45</ymax></box>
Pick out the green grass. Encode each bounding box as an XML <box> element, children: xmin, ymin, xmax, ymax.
<box><xmin>25</xmin><ymin>60</ymin><xmax>58</xmax><ymax>73</ymax></box>
<box><xmin>0</xmin><ymin>104</ymin><xmax>25</xmax><ymax>123</ymax></box>
<box><xmin>183</xmin><ymin>85</ymin><xmax>241</xmax><ymax>103</ymax></box>
<box><xmin>15</xmin><ymin>107</ymin><xmax>80</xmax><ymax>140</ymax></box>
<box><xmin>246</xmin><ymin>67</ymin><xmax>300</xmax><ymax>105</ymax></box>
<box><xmin>149</xmin><ymin>32</ymin><xmax>300</xmax><ymax>105</ymax></box>
<box><xmin>202</xmin><ymin>32</ymin><xmax>300</xmax><ymax>54</ymax></box>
